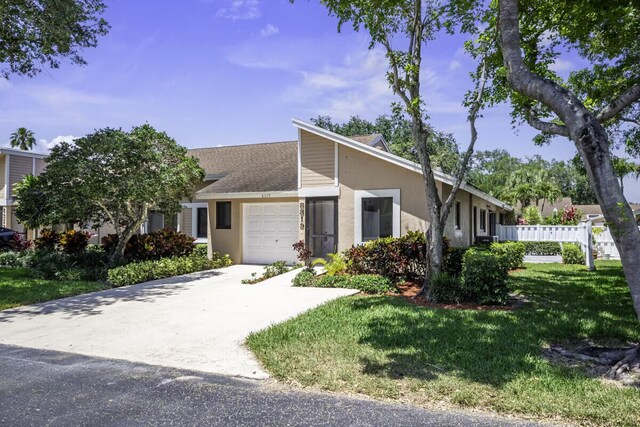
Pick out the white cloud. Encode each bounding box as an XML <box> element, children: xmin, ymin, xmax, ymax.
<box><xmin>549</xmin><ymin>58</ymin><xmax>574</xmax><ymax>73</ymax></box>
<box><xmin>449</xmin><ymin>60</ymin><xmax>461</xmax><ymax>71</ymax></box>
<box><xmin>216</xmin><ymin>0</ymin><xmax>260</xmax><ymax>20</ymax></box>
<box><xmin>260</xmin><ymin>24</ymin><xmax>279</xmax><ymax>37</ymax></box>
<box><xmin>36</xmin><ymin>135</ymin><xmax>76</xmax><ymax>152</ymax></box>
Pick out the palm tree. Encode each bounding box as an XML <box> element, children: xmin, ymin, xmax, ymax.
<box><xmin>9</xmin><ymin>127</ymin><xmax>36</xmax><ymax>151</ymax></box>
<box><xmin>612</xmin><ymin>156</ymin><xmax>640</xmax><ymax>194</ymax></box>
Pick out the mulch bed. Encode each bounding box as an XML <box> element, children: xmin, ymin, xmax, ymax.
<box><xmin>393</xmin><ymin>281</ymin><xmax>524</xmax><ymax>311</ymax></box>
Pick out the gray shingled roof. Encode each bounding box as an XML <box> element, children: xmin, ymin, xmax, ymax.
<box><xmin>191</xmin><ymin>141</ymin><xmax>297</xmax><ymax>194</ymax></box>
<box><xmin>350</xmin><ymin>134</ymin><xmax>382</xmax><ymax>145</ymax></box>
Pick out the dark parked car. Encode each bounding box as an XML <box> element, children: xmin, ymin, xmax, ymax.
<box><xmin>0</xmin><ymin>228</ymin><xmax>23</xmax><ymax>251</ymax></box>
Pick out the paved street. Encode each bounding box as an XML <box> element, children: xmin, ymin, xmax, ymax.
<box><xmin>0</xmin><ymin>344</ymin><xmax>544</xmax><ymax>427</ymax></box>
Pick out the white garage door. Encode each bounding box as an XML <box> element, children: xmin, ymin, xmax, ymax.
<box><xmin>243</xmin><ymin>203</ymin><xmax>299</xmax><ymax>265</ymax></box>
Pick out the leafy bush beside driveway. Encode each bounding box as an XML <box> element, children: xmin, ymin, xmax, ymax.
<box><xmin>108</xmin><ymin>252</ymin><xmax>232</xmax><ymax>287</ymax></box>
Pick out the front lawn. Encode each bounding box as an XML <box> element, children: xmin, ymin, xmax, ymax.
<box><xmin>247</xmin><ymin>261</ymin><xmax>640</xmax><ymax>426</ymax></box>
<box><xmin>0</xmin><ymin>268</ymin><xmax>108</xmax><ymax>310</ymax></box>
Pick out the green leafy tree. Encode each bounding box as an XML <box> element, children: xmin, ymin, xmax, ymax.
<box><xmin>455</xmin><ymin>0</ymin><xmax>640</xmax><ymax>372</ymax></box>
<box><xmin>611</xmin><ymin>156</ymin><xmax>640</xmax><ymax>194</ymax></box>
<box><xmin>299</xmin><ymin>0</ymin><xmax>488</xmax><ymax>290</ymax></box>
<box><xmin>0</xmin><ymin>0</ymin><xmax>109</xmax><ymax>78</ymax></box>
<box><xmin>15</xmin><ymin>125</ymin><xmax>204</xmax><ymax>264</ymax></box>
<box><xmin>9</xmin><ymin>127</ymin><xmax>35</xmax><ymax>151</ymax></box>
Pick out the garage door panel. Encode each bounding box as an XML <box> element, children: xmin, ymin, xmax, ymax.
<box><xmin>243</xmin><ymin>203</ymin><xmax>298</xmax><ymax>264</ymax></box>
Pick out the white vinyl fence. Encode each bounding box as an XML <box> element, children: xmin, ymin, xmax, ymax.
<box><xmin>593</xmin><ymin>226</ymin><xmax>640</xmax><ymax>260</ymax></box>
<box><xmin>496</xmin><ymin>223</ymin><xmax>595</xmax><ymax>269</ymax></box>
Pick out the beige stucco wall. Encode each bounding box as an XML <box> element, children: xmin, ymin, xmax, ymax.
<box><xmin>207</xmin><ymin>197</ymin><xmax>299</xmax><ymax>263</ymax></box>
<box><xmin>336</xmin><ymin>144</ymin><xmax>431</xmax><ymax>251</ymax></box>
<box><xmin>300</xmin><ymin>130</ymin><xmax>335</xmax><ymax>187</ymax></box>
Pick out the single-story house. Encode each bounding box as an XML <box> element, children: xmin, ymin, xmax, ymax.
<box><xmin>189</xmin><ymin>119</ymin><xmax>512</xmax><ymax>264</ymax></box>
<box><xmin>541</xmin><ymin>197</ymin><xmax>640</xmax><ymax>224</ymax></box>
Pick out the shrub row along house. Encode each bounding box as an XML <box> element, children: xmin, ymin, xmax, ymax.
<box><xmin>7</xmin><ymin>120</ymin><xmax>512</xmax><ymax>262</ymax></box>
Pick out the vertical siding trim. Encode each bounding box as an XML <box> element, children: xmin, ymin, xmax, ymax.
<box><xmin>297</xmin><ymin>129</ymin><xmax>302</xmax><ymax>189</ymax></box>
<box><xmin>4</xmin><ymin>155</ymin><xmax>10</xmax><ymax>203</ymax></box>
<box><xmin>334</xmin><ymin>141</ymin><xmax>338</xmax><ymax>187</ymax></box>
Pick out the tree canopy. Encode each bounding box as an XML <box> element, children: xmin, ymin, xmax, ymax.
<box><xmin>14</xmin><ymin>125</ymin><xmax>204</xmax><ymax>263</ymax></box>
<box><xmin>0</xmin><ymin>0</ymin><xmax>109</xmax><ymax>78</ymax></box>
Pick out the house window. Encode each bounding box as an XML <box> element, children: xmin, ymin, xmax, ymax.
<box><xmin>216</xmin><ymin>201</ymin><xmax>231</xmax><ymax>230</ymax></box>
<box><xmin>480</xmin><ymin>209</ymin><xmax>486</xmax><ymax>231</ymax></box>
<box><xmin>362</xmin><ymin>197</ymin><xmax>393</xmax><ymax>241</ymax></box>
<box><xmin>454</xmin><ymin>201</ymin><xmax>461</xmax><ymax>230</ymax></box>
<box><xmin>197</xmin><ymin>208</ymin><xmax>208</xmax><ymax>237</ymax></box>
<box><xmin>148</xmin><ymin>210</ymin><xmax>164</xmax><ymax>233</ymax></box>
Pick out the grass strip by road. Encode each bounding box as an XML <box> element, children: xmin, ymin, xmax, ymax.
<box><xmin>0</xmin><ymin>268</ymin><xmax>108</xmax><ymax>310</ymax></box>
<box><xmin>247</xmin><ymin>261</ymin><xmax>640</xmax><ymax>427</ymax></box>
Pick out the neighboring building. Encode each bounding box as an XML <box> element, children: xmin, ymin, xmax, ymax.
<box><xmin>191</xmin><ymin>119</ymin><xmax>512</xmax><ymax>264</ymax></box>
<box><xmin>0</xmin><ymin>148</ymin><xmax>47</xmax><ymax>236</ymax></box>
<box><xmin>541</xmin><ymin>197</ymin><xmax>640</xmax><ymax>224</ymax></box>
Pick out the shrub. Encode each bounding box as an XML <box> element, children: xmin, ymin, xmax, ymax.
<box><xmin>242</xmin><ymin>260</ymin><xmax>291</xmax><ymax>284</ymax></box>
<box><xmin>10</xmin><ymin>233</ymin><xmax>33</xmax><ymax>252</ymax></box>
<box><xmin>102</xmin><ymin>229</ymin><xmax>196</xmax><ymax>262</ymax></box>
<box><xmin>192</xmin><ymin>244</ymin><xmax>208</xmax><ymax>258</ymax></box>
<box><xmin>346</xmin><ymin>231</ymin><xmax>428</xmax><ymax>280</ymax></box>
<box><xmin>312</xmin><ymin>274</ymin><xmax>396</xmax><ymax>295</ymax></box>
<box><xmin>461</xmin><ymin>248</ymin><xmax>510</xmax><ymax>305</ymax></box>
<box><xmin>442</xmin><ymin>247</ymin><xmax>468</xmax><ymax>276</ymax></box>
<box><xmin>523</xmin><ymin>241</ymin><xmax>562</xmax><ymax>255</ymax></box>
<box><xmin>292</xmin><ymin>240</ymin><xmax>313</xmax><ymax>267</ymax></box>
<box><xmin>59</xmin><ymin>230</ymin><xmax>91</xmax><ymax>254</ymax></box>
<box><xmin>522</xmin><ymin>206</ymin><xmax>542</xmax><ymax>225</ymax></box>
<box><xmin>562</xmin><ymin>243</ymin><xmax>585</xmax><ymax>265</ymax></box>
<box><xmin>427</xmin><ymin>272</ymin><xmax>465</xmax><ymax>304</ymax></box>
<box><xmin>34</xmin><ymin>228</ymin><xmax>60</xmax><ymax>252</ymax></box>
<box><xmin>108</xmin><ymin>252</ymin><xmax>232</xmax><ymax>287</ymax></box>
<box><xmin>23</xmin><ymin>247</ymin><xmax>110</xmax><ymax>281</ymax></box>
<box><xmin>490</xmin><ymin>242</ymin><xmax>525</xmax><ymax>270</ymax></box>
<box><xmin>292</xmin><ymin>269</ymin><xmax>316</xmax><ymax>287</ymax></box>
<box><xmin>0</xmin><ymin>251</ymin><xmax>20</xmax><ymax>267</ymax></box>
<box><xmin>311</xmin><ymin>252</ymin><xmax>347</xmax><ymax>276</ymax></box>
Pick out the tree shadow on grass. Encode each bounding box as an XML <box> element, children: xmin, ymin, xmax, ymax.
<box><xmin>350</xmin><ymin>263</ymin><xmax>638</xmax><ymax>387</ymax></box>
<box><xmin>0</xmin><ymin>270</ymin><xmax>222</xmax><ymax>322</ymax></box>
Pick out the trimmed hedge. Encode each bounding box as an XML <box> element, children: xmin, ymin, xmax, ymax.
<box><xmin>20</xmin><ymin>246</ymin><xmax>109</xmax><ymax>281</ymax></box>
<box><xmin>427</xmin><ymin>272</ymin><xmax>464</xmax><ymax>304</ymax></box>
<box><xmin>442</xmin><ymin>247</ymin><xmax>468</xmax><ymax>276</ymax></box>
<box><xmin>292</xmin><ymin>272</ymin><xmax>397</xmax><ymax>295</ymax></box>
<box><xmin>562</xmin><ymin>243</ymin><xmax>585</xmax><ymax>265</ymax></box>
<box><xmin>0</xmin><ymin>251</ymin><xmax>20</xmax><ymax>267</ymax></box>
<box><xmin>461</xmin><ymin>248</ymin><xmax>510</xmax><ymax>305</ymax></box>
<box><xmin>108</xmin><ymin>252</ymin><xmax>232</xmax><ymax>287</ymax></box>
<box><xmin>523</xmin><ymin>241</ymin><xmax>562</xmax><ymax>256</ymax></box>
<box><xmin>490</xmin><ymin>242</ymin><xmax>525</xmax><ymax>270</ymax></box>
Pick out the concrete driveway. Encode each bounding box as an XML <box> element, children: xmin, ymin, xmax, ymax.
<box><xmin>0</xmin><ymin>265</ymin><xmax>357</xmax><ymax>379</ymax></box>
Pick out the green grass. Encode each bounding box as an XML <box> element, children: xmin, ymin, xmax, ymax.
<box><xmin>247</xmin><ymin>261</ymin><xmax>640</xmax><ymax>426</ymax></box>
<box><xmin>0</xmin><ymin>268</ymin><xmax>109</xmax><ymax>310</ymax></box>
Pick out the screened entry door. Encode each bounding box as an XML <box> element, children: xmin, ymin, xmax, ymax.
<box><xmin>307</xmin><ymin>198</ymin><xmax>338</xmax><ymax>259</ymax></box>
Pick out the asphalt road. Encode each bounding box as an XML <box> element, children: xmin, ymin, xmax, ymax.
<box><xmin>0</xmin><ymin>344</ymin><xmax>543</xmax><ymax>427</ymax></box>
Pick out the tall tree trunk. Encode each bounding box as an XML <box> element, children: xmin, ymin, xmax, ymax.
<box><xmin>498</xmin><ymin>0</ymin><xmax>640</xmax><ymax>320</ymax></box>
<box><xmin>110</xmin><ymin>220</ymin><xmax>145</xmax><ymax>265</ymax></box>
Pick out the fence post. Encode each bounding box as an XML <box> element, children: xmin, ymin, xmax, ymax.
<box><xmin>585</xmin><ymin>221</ymin><xmax>595</xmax><ymax>270</ymax></box>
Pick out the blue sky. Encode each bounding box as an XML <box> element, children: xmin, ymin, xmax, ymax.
<box><xmin>0</xmin><ymin>0</ymin><xmax>638</xmax><ymax>201</ymax></box>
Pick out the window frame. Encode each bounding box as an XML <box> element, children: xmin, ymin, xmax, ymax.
<box><xmin>196</xmin><ymin>207</ymin><xmax>208</xmax><ymax>237</ymax></box>
<box><xmin>216</xmin><ymin>201</ymin><xmax>232</xmax><ymax>230</ymax></box>
<box><xmin>354</xmin><ymin>189</ymin><xmax>400</xmax><ymax>244</ymax></box>
<box><xmin>480</xmin><ymin>209</ymin><xmax>486</xmax><ymax>231</ymax></box>
<box><xmin>361</xmin><ymin>196</ymin><xmax>394</xmax><ymax>242</ymax></box>
<box><xmin>454</xmin><ymin>201</ymin><xmax>461</xmax><ymax>230</ymax></box>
